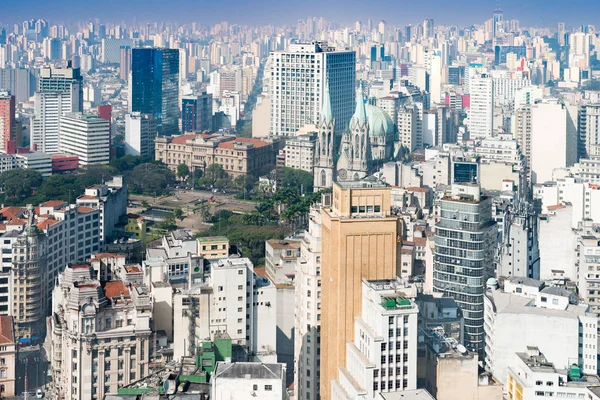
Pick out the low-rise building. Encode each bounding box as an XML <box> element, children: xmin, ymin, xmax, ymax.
<box><xmin>507</xmin><ymin>347</ymin><xmax>599</xmax><ymax>400</ymax></box>
<box><xmin>155</xmin><ymin>133</ymin><xmax>278</xmax><ymax>179</ymax></box>
<box><xmin>0</xmin><ymin>316</ymin><xmax>16</xmax><ymax>397</ymax></box>
<box><xmin>212</xmin><ymin>361</ymin><xmax>286</xmax><ymax>400</ymax></box>
<box><xmin>283</xmin><ymin>132</ymin><xmax>316</xmax><ymax>173</ymax></box>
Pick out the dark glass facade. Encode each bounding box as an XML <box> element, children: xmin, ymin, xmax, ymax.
<box><xmin>131</xmin><ymin>48</ymin><xmax>179</xmax><ymax>136</ymax></box>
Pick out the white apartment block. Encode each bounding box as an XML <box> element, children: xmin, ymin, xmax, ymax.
<box><xmin>507</xmin><ymin>347</ymin><xmax>598</xmax><ymax>400</ymax></box>
<box><xmin>492</xmin><ymin>77</ymin><xmax>531</xmax><ymax>106</ymax></box>
<box><xmin>76</xmin><ymin>176</ymin><xmax>127</xmax><ymax>245</ymax></box>
<box><xmin>283</xmin><ymin>133</ymin><xmax>316</xmax><ymax>173</ymax></box>
<box><xmin>579</xmin><ymin>104</ymin><xmax>600</xmax><ymax>159</ymax></box>
<box><xmin>397</xmin><ymin>106</ymin><xmax>418</xmax><ymax>151</ymax></box>
<box><xmin>529</xmin><ymin>99</ymin><xmax>578</xmax><ymax>184</ymax></box>
<box><xmin>125</xmin><ymin>112</ymin><xmax>157</xmax><ymax>159</ymax></box>
<box><xmin>59</xmin><ymin>112</ymin><xmax>110</xmax><ymax>166</ymax></box>
<box><xmin>31</xmin><ymin>66</ymin><xmax>82</xmax><ymax>154</ymax></box>
<box><xmin>331</xmin><ymin>279</ymin><xmax>419</xmax><ymax>400</ymax></box>
<box><xmin>295</xmin><ymin>206</ymin><xmax>323</xmax><ymax>400</ymax></box>
<box><xmin>270</xmin><ymin>41</ymin><xmax>356</xmax><ymax>136</ymax></box>
<box><xmin>484</xmin><ymin>279</ymin><xmax>597</xmax><ymax>384</ymax></box>
<box><xmin>50</xmin><ymin>264</ymin><xmax>152</xmax><ymax>400</ymax></box>
<box><xmin>13</xmin><ymin>151</ymin><xmax>53</xmax><ymax>177</ymax></box>
<box><xmin>468</xmin><ymin>74</ymin><xmax>494</xmax><ymax>138</ymax></box>
<box><xmin>172</xmin><ymin>257</ymin><xmax>277</xmax><ymax>363</ymax></box>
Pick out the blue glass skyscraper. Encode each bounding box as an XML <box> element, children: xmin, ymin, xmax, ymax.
<box><xmin>131</xmin><ymin>48</ymin><xmax>179</xmax><ymax>136</ymax></box>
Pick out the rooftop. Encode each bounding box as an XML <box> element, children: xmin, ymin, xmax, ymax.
<box><xmin>213</xmin><ymin>362</ymin><xmax>283</xmax><ymax>380</ymax></box>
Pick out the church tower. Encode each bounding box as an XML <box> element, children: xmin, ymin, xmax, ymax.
<box><xmin>314</xmin><ymin>80</ymin><xmax>336</xmax><ymax>190</ymax></box>
<box><xmin>336</xmin><ymin>83</ymin><xmax>370</xmax><ymax>182</ymax></box>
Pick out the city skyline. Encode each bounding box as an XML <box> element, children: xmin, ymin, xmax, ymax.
<box><xmin>0</xmin><ymin>0</ymin><xmax>598</xmax><ymax>28</ymax></box>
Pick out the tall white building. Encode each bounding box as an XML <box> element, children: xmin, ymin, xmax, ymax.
<box><xmin>529</xmin><ymin>99</ymin><xmax>578</xmax><ymax>184</ymax></box>
<box><xmin>59</xmin><ymin>112</ymin><xmax>110</xmax><ymax>166</ymax></box>
<box><xmin>270</xmin><ymin>41</ymin><xmax>356</xmax><ymax>136</ymax></box>
<box><xmin>124</xmin><ymin>112</ymin><xmax>157</xmax><ymax>159</ymax></box>
<box><xmin>484</xmin><ymin>278</ymin><xmax>597</xmax><ymax>384</ymax></box>
<box><xmin>468</xmin><ymin>74</ymin><xmax>494</xmax><ymax>138</ymax></box>
<box><xmin>295</xmin><ymin>206</ymin><xmax>323</xmax><ymax>400</ymax></box>
<box><xmin>31</xmin><ymin>65</ymin><xmax>83</xmax><ymax>154</ymax></box>
<box><xmin>330</xmin><ymin>279</ymin><xmax>419</xmax><ymax>399</ymax></box>
<box><xmin>212</xmin><ymin>362</ymin><xmax>286</xmax><ymax>400</ymax></box>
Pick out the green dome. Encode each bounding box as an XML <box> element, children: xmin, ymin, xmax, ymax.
<box><xmin>365</xmin><ymin>104</ymin><xmax>394</xmax><ymax>138</ymax></box>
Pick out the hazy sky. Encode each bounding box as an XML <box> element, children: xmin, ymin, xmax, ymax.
<box><xmin>0</xmin><ymin>0</ymin><xmax>595</xmax><ymax>28</ymax></box>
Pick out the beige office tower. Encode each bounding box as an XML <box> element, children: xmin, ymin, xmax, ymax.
<box><xmin>320</xmin><ymin>181</ymin><xmax>403</xmax><ymax>400</ymax></box>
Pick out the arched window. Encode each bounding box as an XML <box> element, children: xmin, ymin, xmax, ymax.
<box><xmin>321</xmin><ymin>170</ymin><xmax>327</xmax><ymax>187</ymax></box>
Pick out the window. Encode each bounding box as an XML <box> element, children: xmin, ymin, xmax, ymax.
<box><xmin>253</xmin><ymin>385</ymin><xmax>258</xmax><ymax>390</ymax></box>
<box><xmin>381</xmin><ymin>343</ymin><xmax>387</xmax><ymax>351</ymax></box>
<box><xmin>265</xmin><ymin>385</ymin><xmax>272</xmax><ymax>391</ymax></box>
<box><xmin>238</xmin><ymin>270</ymin><xmax>244</xmax><ymax>275</ymax></box>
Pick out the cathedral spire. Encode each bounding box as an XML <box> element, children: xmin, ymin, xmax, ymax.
<box><xmin>352</xmin><ymin>81</ymin><xmax>367</xmax><ymax>127</ymax></box>
<box><xmin>321</xmin><ymin>78</ymin><xmax>333</xmax><ymax>124</ymax></box>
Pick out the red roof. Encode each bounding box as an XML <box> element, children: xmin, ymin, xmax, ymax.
<box><xmin>36</xmin><ymin>219</ymin><xmax>58</xmax><ymax>229</ymax></box>
<box><xmin>0</xmin><ymin>206</ymin><xmax>25</xmax><ymax>220</ymax></box>
<box><xmin>42</xmin><ymin>200</ymin><xmax>67</xmax><ymax>208</ymax></box>
<box><xmin>125</xmin><ymin>266</ymin><xmax>141</xmax><ymax>273</ymax></box>
<box><xmin>171</xmin><ymin>134</ymin><xmax>198</xmax><ymax>145</ymax></box>
<box><xmin>414</xmin><ymin>237</ymin><xmax>427</xmax><ymax>246</ymax></box>
<box><xmin>0</xmin><ymin>224</ymin><xmax>6</xmax><ymax>231</ymax></box>
<box><xmin>218</xmin><ymin>137</ymin><xmax>268</xmax><ymax>149</ymax></box>
<box><xmin>547</xmin><ymin>205</ymin><xmax>565</xmax><ymax>211</ymax></box>
<box><xmin>0</xmin><ymin>316</ymin><xmax>14</xmax><ymax>344</ymax></box>
<box><xmin>254</xmin><ymin>267</ymin><xmax>268</xmax><ymax>278</ymax></box>
<box><xmin>78</xmin><ymin>195</ymin><xmax>99</xmax><ymax>201</ymax></box>
<box><xmin>8</xmin><ymin>219</ymin><xmax>27</xmax><ymax>225</ymax></box>
<box><xmin>72</xmin><ymin>264</ymin><xmax>91</xmax><ymax>270</ymax></box>
<box><xmin>77</xmin><ymin>206</ymin><xmax>95</xmax><ymax>214</ymax></box>
<box><xmin>103</xmin><ymin>281</ymin><xmax>130</xmax><ymax>298</ymax></box>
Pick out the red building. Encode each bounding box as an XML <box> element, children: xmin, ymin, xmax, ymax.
<box><xmin>97</xmin><ymin>104</ymin><xmax>113</xmax><ymax>159</ymax></box>
<box><xmin>52</xmin><ymin>154</ymin><xmax>79</xmax><ymax>173</ymax></box>
<box><xmin>0</xmin><ymin>92</ymin><xmax>15</xmax><ymax>151</ymax></box>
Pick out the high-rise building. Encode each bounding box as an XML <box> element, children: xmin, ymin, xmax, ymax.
<box><xmin>0</xmin><ymin>92</ymin><xmax>15</xmax><ymax>150</ymax></box>
<box><xmin>119</xmin><ymin>46</ymin><xmax>131</xmax><ymax>82</ymax></box>
<box><xmin>181</xmin><ymin>92</ymin><xmax>213</xmax><ymax>133</ymax></box>
<box><xmin>101</xmin><ymin>38</ymin><xmax>134</xmax><ymax>64</ymax></box>
<box><xmin>493</xmin><ymin>6</ymin><xmax>504</xmax><ymax>38</ymax></box>
<box><xmin>423</xmin><ymin>18</ymin><xmax>435</xmax><ymax>39</ymax></box>
<box><xmin>31</xmin><ymin>64</ymin><xmax>83</xmax><ymax>154</ymax></box>
<box><xmin>578</xmin><ymin>103</ymin><xmax>600</xmax><ymax>160</ymax></box>
<box><xmin>295</xmin><ymin>206</ymin><xmax>323</xmax><ymax>400</ymax></box>
<box><xmin>270</xmin><ymin>41</ymin><xmax>355</xmax><ymax>136</ymax></box>
<box><xmin>130</xmin><ymin>48</ymin><xmax>180</xmax><ymax>136</ymax></box>
<box><xmin>59</xmin><ymin>112</ymin><xmax>110</xmax><ymax>166</ymax></box>
<box><xmin>125</xmin><ymin>112</ymin><xmax>157</xmax><ymax>158</ymax></box>
<box><xmin>468</xmin><ymin>74</ymin><xmax>494</xmax><ymax>138</ymax></box>
<box><xmin>432</xmin><ymin>183</ymin><xmax>496</xmax><ymax>354</ymax></box>
<box><xmin>321</xmin><ymin>182</ymin><xmax>403</xmax><ymax>400</ymax></box>
<box><xmin>330</xmin><ymin>279</ymin><xmax>419</xmax><ymax>398</ymax></box>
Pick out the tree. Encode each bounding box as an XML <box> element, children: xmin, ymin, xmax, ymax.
<box><xmin>0</xmin><ymin>169</ymin><xmax>43</xmax><ymax>200</ymax></box>
<box><xmin>177</xmin><ymin>164</ymin><xmax>190</xmax><ymax>180</ymax></box>
<box><xmin>198</xmin><ymin>203</ymin><xmax>212</xmax><ymax>222</ymax></box>
<box><xmin>198</xmin><ymin>164</ymin><xmax>228</xmax><ymax>188</ymax></box>
<box><xmin>280</xmin><ymin>167</ymin><xmax>314</xmax><ymax>193</ymax></box>
<box><xmin>126</xmin><ymin>163</ymin><xmax>176</xmax><ymax>196</ymax></box>
<box><xmin>158</xmin><ymin>214</ymin><xmax>177</xmax><ymax>231</ymax></box>
<box><xmin>174</xmin><ymin>208</ymin><xmax>184</xmax><ymax>221</ymax></box>
<box><xmin>110</xmin><ymin>155</ymin><xmax>143</xmax><ymax>172</ymax></box>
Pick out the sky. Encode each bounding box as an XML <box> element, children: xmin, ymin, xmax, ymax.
<box><xmin>0</xmin><ymin>0</ymin><xmax>596</xmax><ymax>28</ymax></box>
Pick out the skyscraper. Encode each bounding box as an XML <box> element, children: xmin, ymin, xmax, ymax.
<box><xmin>433</xmin><ymin>183</ymin><xmax>496</xmax><ymax>354</ymax></box>
<box><xmin>31</xmin><ymin>64</ymin><xmax>83</xmax><ymax>153</ymax></box>
<box><xmin>125</xmin><ymin>112</ymin><xmax>157</xmax><ymax>159</ymax></box>
<box><xmin>468</xmin><ymin>74</ymin><xmax>494</xmax><ymax>138</ymax></box>
<box><xmin>119</xmin><ymin>46</ymin><xmax>132</xmax><ymax>82</ymax></box>
<box><xmin>0</xmin><ymin>92</ymin><xmax>15</xmax><ymax>151</ymax></box>
<box><xmin>270</xmin><ymin>41</ymin><xmax>355</xmax><ymax>136</ymax></box>
<box><xmin>130</xmin><ymin>48</ymin><xmax>180</xmax><ymax>136</ymax></box>
<box><xmin>321</xmin><ymin>182</ymin><xmax>403</xmax><ymax>400</ymax></box>
<box><xmin>182</xmin><ymin>92</ymin><xmax>213</xmax><ymax>133</ymax></box>
<box><xmin>493</xmin><ymin>6</ymin><xmax>504</xmax><ymax>38</ymax></box>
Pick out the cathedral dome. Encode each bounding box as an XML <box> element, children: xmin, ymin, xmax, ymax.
<box><xmin>365</xmin><ymin>104</ymin><xmax>394</xmax><ymax>138</ymax></box>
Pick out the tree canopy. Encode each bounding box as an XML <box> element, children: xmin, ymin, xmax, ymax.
<box><xmin>0</xmin><ymin>169</ymin><xmax>43</xmax><ymax>200</ymax></box>
<box><xmin>126</xmin><ymin>163</ymin><xmax>176</xmax><ymax>196</ymax></box>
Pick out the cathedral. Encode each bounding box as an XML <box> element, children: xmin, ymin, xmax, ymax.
<box><xmin>314</xmin><ymin>82</ymin><xmax>397</xmax><ymax>190</ymax></box>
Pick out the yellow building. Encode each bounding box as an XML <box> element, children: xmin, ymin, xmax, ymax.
<box><xmin>124</xmin><ymin>213</ymin><xmax>147</xmax><ymax>242</ymax></box>
<box><xmin>197</xmin><ymin>236</ymin><xmax>230</xmax><ymax>259</ymax></box>
<box><xmin>321</xmin><ymin>181</ymin><xmax>403</xmax><ymax>400</ymax></box>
